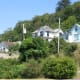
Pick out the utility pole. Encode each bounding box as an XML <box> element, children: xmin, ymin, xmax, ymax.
<box><xmin>22</xmin><ymin>24</ymin><xmax>26</xmax><ymax>40</ymax></box>
<box><xmin>58</xmin><ymin>18</ymin><xmax>60</xmax><ymax>54</ymax></box>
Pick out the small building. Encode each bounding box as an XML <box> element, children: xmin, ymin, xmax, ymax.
<box><xmin>0</xmin><ymin>41</ymin><xmax>21</xmax><ymax>53</ymax></box>
<box><xmin>64</xmin><ymin>24</ymin><xmax>80</xmax><ymax>43</ymax></box>
<box><xmin>0</xmin><ymin>42</ymin><xmax>10</xmax><ymax>53</ymax></box>
<box><xmin>32</xmin><ymin>25</ymin><xmax>64</xmax><ymax>41</ymax></box>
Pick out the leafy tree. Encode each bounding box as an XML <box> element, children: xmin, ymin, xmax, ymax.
<box><xmin>0</xmin><ymin>1</ymin><xmax>80</xmax><ymax>43</ymax></box>
<box><xmin>56</xmin><ymin>0</ymin><xmax>71</xmax><ymax>12</ymax></box>
<box><xmin>8</xmin><ymin>43</ymin><xmax>20</xmax><ymax>56</ymax></box>
<box><xmin>1</xmin><ymin>28</ymin><xmax>19</xmax><ymax>42</ymax></box>
<box><xmin>62</xmin><ymin>16</ymin><xmax>77</xmax><ymax>31</ymax></box>
<box><xmin>73</xmin><ymin>2</ymin><xmax>80</xmax><ymax>21</ymax></box>
<box><xmin>19</xmin><ymin>37</ymin><xmax>49</xmax><ymax>62</ymax></box>
<box><xmin>64</xmin><ymin>43</ymin><xmax>77</xmax><ymax>56</ymax></box>
<box><xmin>43</xmin><ymin>57</ymin><xmax>77</xmax><ymax>79</ymax></box>
<box><xmin>49</xmin><ymin>38</ymin><xmax>77</xmax><ymax>56</ymax></box>
<box><xmin>64</xmin><ymin>5</ymin><xmax>73</xmax><ymax>19</ymax></box>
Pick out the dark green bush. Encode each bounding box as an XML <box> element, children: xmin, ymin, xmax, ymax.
<box><xmin>9</xmin><ymin>43</ymin><xmax>20</xmax><ymax>52</ymax></box>
<box><xmin>43</xmin><ymin>57</ymin><xmax>77</xmax><ymax>79</ymax></box>
<box><xmin>64</xmin><ymin>43</ymin><xmax>77</xmax><ymax>56</ymax></box>
<box><xmin>19</xmin><ymin>37</ymin><xmax>49</xmax><ymax>61</ymax></box>
<box><xmin>49</xmin><ymin>38</ymin><xmax>77</xmax><ymax>56</ymax></box>
<box><xmin>20</xmin><ymin>59</ymin><xmax>42</xmax><ymax>78</ymax></box>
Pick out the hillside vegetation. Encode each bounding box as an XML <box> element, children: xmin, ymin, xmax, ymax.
<box><xmin>0</xmin><ymin>0</ymin><xmax>80</xmax><ymax>79</ymax></box>
<box><xmin>0</xmin><ymin>0</ymin><xmax>80</xmax><ymax>42</ymax></box>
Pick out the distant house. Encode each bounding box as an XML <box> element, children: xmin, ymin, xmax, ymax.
<box><xmin>32</xmin><ymin>25</ymin><xmax>64</xmax><ymax>41</ymax></box>
<box><xmin>64</xmin><ymin>24</ymin><xmax>80</xmax><ymax>43</ymax></box>
<box><xmin>0</xmin><ymin>41</ymin><xmax>21</xmax><ymax>53</ymax></box>
<box><xmin>0</xmin><ymin>42</ymin><xmax>10</xmax><ymax>53</ymax></box>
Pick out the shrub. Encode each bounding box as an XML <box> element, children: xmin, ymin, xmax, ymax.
<box><xmin>20</xmin><ymin>59</ymin><xmax>42</xmax><ymax>78</ymax></box>
<box><xmin>64</xmin><ymin>43</ymin><xmax>77</xmax><ymax>56</ymax></box>
<box><xmin>0</xmin><ymin>59</ymin><xmax>22</xmax><ymax>79</ymax></box>
<box><xmin>19</xmin><ymin>37</ymin><xmax>49</xmax><ymax>61</ymax></box>
<box><xmin>43</xmin><ymin>57</ymin><xmax>77</xmax><ymax>79</ymax></box>
<box><xmin>9</xmin><ymin>44</ymin><xmax>20</xmax><ymax>52</ymax></box>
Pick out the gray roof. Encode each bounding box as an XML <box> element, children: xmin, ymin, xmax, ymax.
<box><xmin>32</xmin><ymin>25</ymin><xmax>63</xmax><ymax>34</ymax></box>
<box><xmin>74</xmin><ymin>24</ymin><xmax>80</xmax><ymax>27</ymax></box>
<box><xmin>39</xmin><ymin>25</ymin><xmax>54</xmax><ymax>32</ymax></box>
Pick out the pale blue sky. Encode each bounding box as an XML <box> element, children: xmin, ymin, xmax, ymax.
<box><xmin>0</xmin><ymin>0</ymin><xmax>78</xmax><ymax>34</ymax></box>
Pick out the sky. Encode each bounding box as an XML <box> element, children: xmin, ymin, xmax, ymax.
<box><xmin>0</xmin><ymin>0</ymin><xmax>78</xmax><ymax>34</ymax></box>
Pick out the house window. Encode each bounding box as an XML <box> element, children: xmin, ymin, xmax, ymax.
<box><xmin>74</xmin><ymin>34</ymin><xmax>79</xmax><ymax>41</ymax></box>
<box><xmin>75</xmin><ymin>27</ymin><xmax>78</xmax><ymax>32</ymax></box>
<box><xmin>47</xmin><ymin>31</ymin><xmax>49</xmax><ymax>37</ymax></box>
<box><xmin>65</xmin><ymin>34</ymin><xmax>68</xmax><ymax>40</ymax></box>
<box><xmin>35</xmin><ymin>33</ymin><xmax>37</xmax><ymax>37</ymax></box>
<box><xmin>40</xmin><ymin>31</ymin><xmax>44</xmax><ymax>37</ymax></box>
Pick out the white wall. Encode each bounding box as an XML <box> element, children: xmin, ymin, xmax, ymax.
<box><xmin>32</xmin><ymin>31</ymin><xmax>62</xmax><ymax>41</ymax></box>
<box><xmin>68</xmin><ymin>34</ymin><xmax>73</xmax><ymax>43</ymax></box>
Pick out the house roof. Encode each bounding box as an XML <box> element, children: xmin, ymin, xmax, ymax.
<box><xmin>32</xmin><ymin>25</ymin><xmax>63</xmax><ymax>34</ymax></box>
<box><xmin>39</xmin><ymin>25</ymin><xmax>54</xmax><ymax>32</ymax></box>
<box><xmin>74</xmin><ymin>24</ymin><xmax>80</xmax><ymax>27</ymax></box>
<box><xmin>32</xmin><ymin>25</ymin><xmax>54</xmax><ymax>33</ymax></box>
<box><xmin>53</xmin><ymin>29</ymin><xmax>64</xmax><ymax>34</ymax></box>
<box><xmin>0</xmin><ymin>41</ymin><xmax>18</xmax><ymax>49</ymax></box>
<box><xmin>64</xmin><ymin>23</ymin><xmax>80</xmax><ymax>34</ymax></box>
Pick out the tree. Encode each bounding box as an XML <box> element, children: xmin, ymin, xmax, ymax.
<box><xmin>19</xmin><ymin>37</ymin><xmax>49</xmax><ymax>62</ymax></box>
<box><xmin>43</xmin><ymin>57</ymin><xmax>77</xmax><ymax>79</ymax></box>
<box><xmin>56</xmin><ymin>0</ymin><xmax>71</xmax><ymax>12</ymax></box>
<box><xmin>62</xmin><ymin>16</ymin><xmax>77</xmax><ymax>31</ymax></box>
<box><xmin>64</xmin><ymin>43</ymin><xmax>77</xmax><ymax>56</ymax></box>
<box><xmin>73</xmin><ymin>2</ymin><xmax>80</xmax><ymax>21</ymax></box>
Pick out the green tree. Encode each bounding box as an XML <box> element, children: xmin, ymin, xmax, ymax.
<box><xmin>64</xmin><ymin>43</ymin><xmax>77</xmax><ymax>56</ymax></box>
<box><xmin>62</xmin><ymin>16</ymin><xmax>77</xmax><ymax>31</ymax></box>
<box><xmin>73</xmin><ymin>2</ymin><xmax>80</xmax><ymax>21</ymax></box>
<box><xmin>19</xmin><ymin>37</ymin><xmax>49</xmax><ymax>62</ymax></box>
<box><xmin>43</xmin><ymin>57</ymin><xmax>77</xmax><ymax>79</ymax></box>
<box><xmin>56</xmin><ymin>0</ymin><xmax>71</xmax><ymax>12</ymax></box>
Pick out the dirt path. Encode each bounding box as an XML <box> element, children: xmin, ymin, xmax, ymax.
<box><xmin>0</xmin><ymin>53</ymin><xmax>19</xmax><ymax>59</ymax></box>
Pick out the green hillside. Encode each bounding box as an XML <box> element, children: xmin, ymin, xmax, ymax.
<box><xmin>0</xmin><ymin>0</ymin><xmax>80</xmax><ymax>42</ymax></box>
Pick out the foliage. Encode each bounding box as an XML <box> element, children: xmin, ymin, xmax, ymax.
<box><xmin>20</xmin><ymin>59</ymin><xmax>42</xmax><ymax>78</ymax></box>
<box><xmin>19</xmin><ymin>37</ymin><xmax>49</xmax><ymax>61</ymax></box>
<box><xmin>0</xmin><ymin>1</ymin><xmax>80</xmax><ymax>42</ymax></box>
<box><xmin>64</xmin><ymin>43</ymin><xmax>77</xmax><ymax>56</ymax></box>
<box><xmin>9</xmin><ymin>44</ymin><xmax>20</xmax><ymax>52</ymax></box>
<box><xmin>49</xmin><ymin>38</ymin><xmax>77</xmax><ymax>56</ymax></box>
<box><xmin>62</xmin><ymin>16</ymin><xmax>77</xmax><ymax>31</ymax></box>
<box><xmin>43</xmin><ymin>57</ymin><xmax>77</xmax><ymax>79</ymax></box>
<box><xmin>56</xmin><ymin>0</ymin><xmax>71</xmax><ymax>12</ymax></box>
<box><xmin>0</xmin><ymin>59</ymin><xmax>22</xmax><ymax>79</ymax></box>
<box><xmin>49</xmin><ymin>38</ymin><xmax>58</xmax><ymax>54</ymax></box>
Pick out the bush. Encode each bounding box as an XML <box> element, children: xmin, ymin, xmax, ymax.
<box><xmin>49</xmin><ymin>38</ymin><xmax>77</xmax><ymax>56</ymax></box>
<box><xmin>20</xmin><ymin>59</ymin><xmax>42</xmax><ymax>78</ymax></box>
<box><xmin>43</xmin><ymin>57</ymin><xmax>77</xmax><ymax>79</ymax></box>
<box><xmin>0</xmin><ymin>59</ymin><xmax>22</xmax><ymax>79</ymax></box>
<box><xmin>9</xmin><ymin>44</ymin><xmax>20</xmax><ymax>52</ymax></box>
<box><xmin>64</xmin><ymin>43</ymin><xmax>77</xmax><ymax>56</ymax></box>
<box><xmin>19</xmin><ymin>37</ymin><xmax>49</xmax><ymax>61</ymax></box>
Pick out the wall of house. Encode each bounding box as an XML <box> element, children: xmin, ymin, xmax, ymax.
<box><xmin>68</xmin><ymin>34</ymin><xmax>73</xmax><ymax>42</ymax></box>
<box><xmin>32</xmin><ymin>30</ymin><xmax>63</xmax><ymax>42</ymax></box>
<box><xmin>71</xmin><ymin>25</ymin><xmax>80</xmax><ymax>42</ymax></box>
<box><xmin>66</xmin><ymin>25</ymin><xmax>80</xmax><ymax>43</ymax></box>
<box><xmin>37</xmin><ymin>31</ymin><xmax>54</xmax><ymax>38</ymax></box>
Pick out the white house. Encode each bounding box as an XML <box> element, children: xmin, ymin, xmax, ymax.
<box><xmin>64</xmin><ymin>24</ymin><xmax>80</xmax><ymax>43</ymax></box>
<box><xmin>32</xmin><ymin>25</ymin><xmax>64</xmax><ymax>41</ymax></box>
<box><xmin>0</xmin><ymin>42</ymin><xmax>9</xmax><ymax>53</ymax></box>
